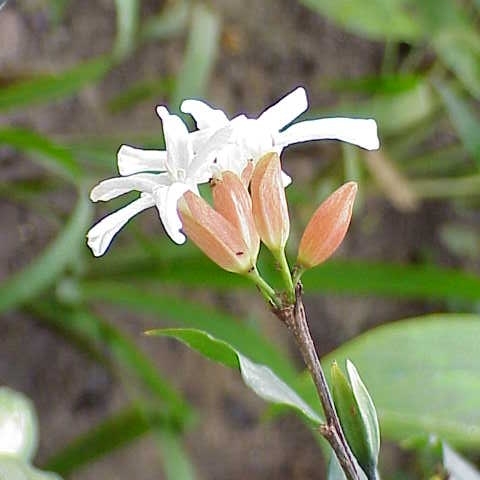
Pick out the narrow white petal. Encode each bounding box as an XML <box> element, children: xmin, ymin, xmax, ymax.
<box><xmin>278</xmin><ymin>117</ymin><xmax>380</xmax><ymax>150</ymax></box>
<box><xmin>90</xmin><ymin>173</ymin><xmax>168</xmax><ymax>202</ymax></box>
<box><xmin>117</xmin><ymin>145</ymin><xmax>167</xmax><ymax>176</ymax></box>
<box><xmin>156</xmin><ymin>106</ymin><xmax>193</xmax><ymax>171</ymax></box>
<box><xmin>153</xmin><ymin>183</ymin><xmax>190</xmax><ymax>244</ymax></box>
<box><xmin>180</xmin><ymin>99</ymin><xmax>229</xmax><ymax>129</ymax></box>
<box><xmin>87</xmin><ymin>195</ymin><xmax>155</xmax><ymax>256</ymax></box>
<box><xmin>258</xmin><ymin>87</ymin><xmax>308</xmax><ymax>131</ymax></box>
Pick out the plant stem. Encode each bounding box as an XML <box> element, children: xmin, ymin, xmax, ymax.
<box><xmin>275</xmin><ymin>248</ymin><xmax>295</xmax><ymax>304</ymax></box>
<box><xmin>275</xmin><ymin>284</ymin><xmax>361</xmax><ymax>480</ymax></box>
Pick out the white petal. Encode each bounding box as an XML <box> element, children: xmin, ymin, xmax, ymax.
<box><xmin>181</xmin><ymin>99</ymin><xmax>229</xmax><ymax>129</ymax></box>
<box><xmin>188</xmin><ymin>124</ymin><xmax>234</xmax><ymax>180</ymax></box>
<box><xmin>281</xmin><ymin>170</ymin><xmax>292</xmax><ymax>187</ymax></box>
<box><xmin>117</xmin><ymin>145</ymin><xmax>167</xmax><ymax>176</ymax></box>
<box><xmin>277</xmin><ymin>117</ymin><xmax>380</xmax><ymax>150</ymax></box>
<box><xmin>153</xmin><ymin>183</ymin><xmax>191</xmax><ymax>244</ymax></box>
<box><xmin>156</xmin><ymin>106</ymin><xmax>193</xmax><ymax>171</ymax></box>
<box><xmin>258</xmin><ymin>87</ymin><xmax>308</xmax><ymax>131</ymax></box>
<box><xmin>87</xmin><ymin>195</ymin><xmax>155</xmax><ymax>256</ymax></box>
<box><xmin>90</xmin><ymin>173</ymin><xmax>168</xmax><ymax>202</ymax></box>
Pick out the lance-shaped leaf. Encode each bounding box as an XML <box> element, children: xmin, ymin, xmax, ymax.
<box><xmin>146</xmin><ymin>328</ymin><xmax>322</xmax><ymax>425</ymax></box>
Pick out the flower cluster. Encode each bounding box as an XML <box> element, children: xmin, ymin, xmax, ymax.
<box><xmin>87</xmin><ymin>87</ymin><xmax>379</xmax><ymax>259</ymax></box>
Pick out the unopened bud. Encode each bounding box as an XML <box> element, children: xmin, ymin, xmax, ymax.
<box><xmin>297</xmin><ymin>182</ymin><xmax>357</xmax><ymax>269</ymax></box>
<box><xmin>178</xmin><ymin>189</ymin><xmax>257</xmax><ymax>274</ymax></box>
<box><xmin>212</xmin><ymin>171</ymin><xmax>260</xmax><ymax>262</ymax></box>
<box><xmin>250</xmin><ymin>152</ymin><xmax>290</xmax><ymax>252</ymax></box>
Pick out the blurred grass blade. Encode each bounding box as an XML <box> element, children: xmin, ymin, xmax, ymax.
<box><xmin>434</xmin><ymin>29</ymin><xmax>480</xmax><ymax>100</ymax></box>
<box><xmin>171</xmin><ymin>3</ymin><xmax>220</xmax><ymax>106</ymax></box>
<box><xmin>300</xmin><ymin>0</ymin><xmax>420</xmax><ymax>41</ymax></box>
<box><xmin>0</xmin><ymin>128</ymin><xmax>82</xmax><ymax>183</ymax></box>
<box><xmin>147</xmin><ymin>328</ymin><xmax>322</xmax><ymax>424</ymax></box>
<box><xmin>108</xmin><ymin>77</ymin><xmax>174</xmax><ymax>113</ymax></box>
<box><xmin>157</xmin><ymin>431</ymin><xmax>196</xmax><ymax>480</ymax></box>
<box><xmin>113</xmin><ymin>0</ymin><xmax>139</xmax><ymax>60</ymax></box>
<box><xmin>34</xmin><ymin>302</ymin><xmax>191</xmax><ymax>420</ymax></box>
<box><xmin>87</xmin><ymin>250</ymin><xmax>480</xmax><ymax>302</ymax></box>
<box><xmin>79</xmin><ymin>281</ymin><xmax>298</xmax><ymax>384</ymax></box>
<box><xmin>141</xmin><ymin>0</ymin><xmax>189</xmax><ymax>41</ymax></box>
<box><xmin>0</xmin><ymin>194</ymin><xmax>91</xmax><ymax>314</ymax></box>
<box><xmin>443</xmin><ymin>443</ymin><xmax>480</xmax><ymax>479</ymax></box>
<box><xmin>321</xmin><ymin>314</ymin><xmax>480</xmax><ymax>448</ymax></box>
<box><xmin>44</xmin><ymin>404</ymin><xmax>172</xmax><ymax>476</ymax></box>
<box><xmin>0</xmin><ymin>56</ymin><xmax>111</xmax><ymax>113</ymax></box>
<box><xmin>302</xmin><ymin>260</ymin><xmax>480</xmax><ymax>302</ymax></box>
<box><xmin>434</xmin><ymin>82</ymin><xmax>480</xmax><ymax>168</ymax></box>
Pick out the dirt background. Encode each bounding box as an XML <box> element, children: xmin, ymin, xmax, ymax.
<box><xmin>0</xmin><ymin>0</ymin><xmax>461</xmax><ymax>479</ymax></box>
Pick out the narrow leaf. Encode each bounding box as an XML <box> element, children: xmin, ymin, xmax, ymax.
<box><xmin>171</xmin><ymin>4</ymin><xmax>220</xmax><ymax>106</ymax></box>
<box><xmin>435</xmin><ymin>82</ymin><xmax>480</xmax><ymax>168</ymax></box>
<box><xmin>147</xmin><ymin>328</ymin><xmax>322</xmax><ymax>424</ymax></box>
<box><xmin>43</xmin><ymin>405</ymin><xmax>166</xmax><ymax>476</ymax></box>
<box><xmin>0</xmin><ymin>193</ymin><xmax>92</xmax><ymax>314</ymax></box>
<box><xmin>443</xmin><ymin>443</ymin><xmax>480</xmax><ymax>480</ymax></box>
<box><xmin>0</xmin><ymin>128</ymin><xmax>82</xmax><ymax>183</ymax></box>
<box><xmin>157</xmin><ymin>430</ymin><xmax>196</xmax><ymax>480</ymax></box>
<box><xmin>0</xmin><ymin>56</ymin><xmax>111</xmax><ymax>112</ymax></box>
<box><xmin>113</xmin><ymin>0</ymin><xmax>139</xmax><ymax>60</ymax></box>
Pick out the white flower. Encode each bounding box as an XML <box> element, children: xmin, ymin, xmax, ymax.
<box><xmin>87</xmin><ymin>107</ymin><xmax>230</xmax><ymax>256</ymax></box>
<box><xmin>181</xmin><ymin>86</ymin><xmax>380</xmax><ymax>182</ymax></box>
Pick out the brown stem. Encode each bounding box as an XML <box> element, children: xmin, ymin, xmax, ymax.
<box><xmin>275</xmin><ymin>284</ymin><xmax>361</xmax><ymax>480</ymax></box>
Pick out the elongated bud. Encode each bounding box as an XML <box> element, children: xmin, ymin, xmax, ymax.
<box><xmin>297</xmin><ymin>181</ymin><xmax>357</xmax><ymax>269</ymax></box>
<box><xmin>212</xmin><ymin>171</ymin><xmax>260</xmax><ymax>262</ymax></box>
<box><xmin>331</xmin><ymin>361</ymin><xmax>380</xmax><ymax>479</ymax></box>
<box><xmin>250</xmin><ymin>152</ymin><xmax>290</xmax><ymax>252</ymax></box>
<box><xmin>178</xmin><ymin>191</ymin><xmax>257</xmax><ymax>274</ymax></box>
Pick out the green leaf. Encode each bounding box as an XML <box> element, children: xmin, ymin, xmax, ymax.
<box><xmin>141</xmin><ymin>0</ymin><xmax>189</xmax><ymax>41</ymax></box>
<box><xmin>33</xmin><ymin>303</ymin><xmax>191</xmax><ymax>423</ymax></box>
<box><xmin>434</xmin><ymin>82</ymin><xmax>480</xmax><ymax>168</ymax></box>
<box><xmin>323</xmin><ymin>314</ymin><xmax>480</xmax><ymax>448</ymax></box>
<box><xmin>331</xmin><ymin>362</ymin><xmax>377</xmax><ymax>479</ymax></box>
<box><xmin>443</xmin><ymin>443</ymin><xmax>480</xmax><ymax>479</ymax></box>
<box><xmin>0</xmin><ymin>387</ymin><xmax>38</xmax><ymax>462</ymax></box>
<box><xmin>322</xmin><ymin>81</ymin><xmax>437</xmax><ymax>135</ymax></box>
<box><xmin>302</xmin><ymin>260</ymin><xmax>480</xmax><ymax>302</ymax></box>
<box><xmin>347</xmin><ymin>361</ymin><xmax>380</xmax><ymax>479</ymax></box>
<box><xmin>0</xmin><ymin>128</ymin><xmax>82</xmax><ymax>183</ymax></box>
<box><xmin>434</xmin><ymin>29</ymin><xmax>480</xmax><ymax>100</ymax></box>
<box><xmin>113</xmin><ymin>0</ymin><xmax>139</xmax><ymax>60</ymax></box>
<box><xmin>0</xmin><ymin>56</ymin><xmax>111</xmax><ymax>113</ymax></box>
<box><xmin>44</xmin><ymin>405</ymin><xmax>166</xmax><ymax>476</ymax></box>
<box><xmin>300</xmin><ymin>0</ymin><xmax>421</xmax><ymax>41</ymax></box>
<box><xmin>147</xmin><ymin>328</ymin><xmax>322</xmax><ymax>424</ymax></box>
<box><xmin>78</xmin><ymin>281</ymin><xmax>298</xmax><ymax>384</ymax></box>
<box><xmin>0</xmin><ymin>193</ymin><xmax>92</xmax><ymax>314</ymax></box>
<box><xmin>107</xmin><ymin>77</ymin><xmax>174</xmax><ymax>113</ymax></box>
<box><xmin>157</xmin><ymin>430</ymin><xmax>196</xmax><ymax>480</ymax></box>
<box><xmin>171</xmin><ymin>3</ymin><xmax>221</xmax><ymax>106</ymax></box>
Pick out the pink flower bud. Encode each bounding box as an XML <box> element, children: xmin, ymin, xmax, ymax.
<box><xmin>212</xmin><ymin>171</ymin><xmax>260</xmax><ymax>262</ymax></box>
<box><xmin>250</xmin><ymin>152</ymin><xmax>290</xmax><ymax>252</ymax></box>
<box><xmin>177</xmin><ymin>189</ymin><xmax>257</xmax><ymax>274</ymax></box>
<box><xmin>297</xmin><ymin>182</ymin><xmax>357</xmax><ymax>269</ymax></box>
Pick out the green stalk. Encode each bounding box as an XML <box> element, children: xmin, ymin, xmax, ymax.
<box><xmin>275</xmin><ymin>248</ymin><xmax>295</xmax><ymax>305</ymax></box>
<box><xmin>246</xmin><ymin>267</ymin><xmax>280</xmax><ymax>308</ymax></box>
